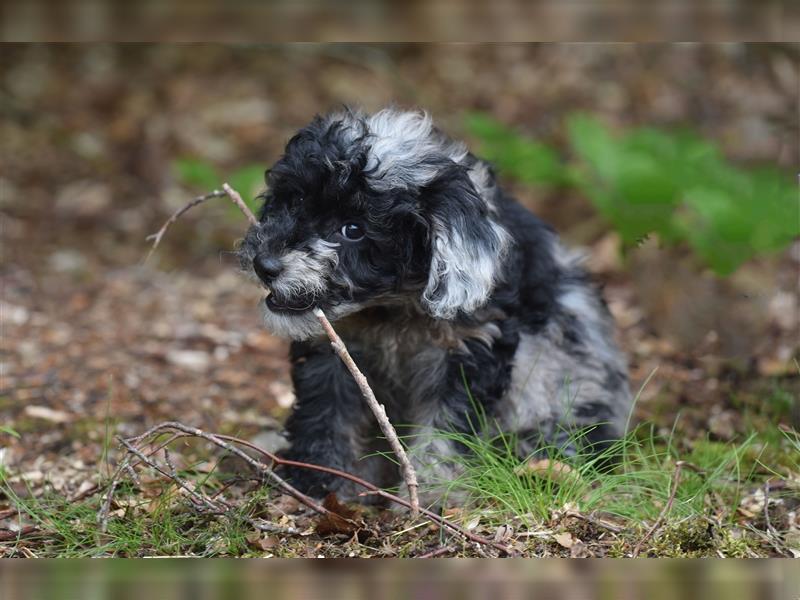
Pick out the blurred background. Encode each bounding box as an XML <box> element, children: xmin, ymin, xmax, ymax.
<box><xmin>0</xmin><ymin>44</ymin><xmax>798</xmax><ymax>556</ymax></box>
<box><xmin>1</xmin><ymin>0</ymin><xmax>797</xmax><ymax>42</ymax></box>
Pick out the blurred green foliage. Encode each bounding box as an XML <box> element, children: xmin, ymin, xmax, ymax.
<box><xmin>0</xmin><ymin>425</ymin><xmax>20</xmax><ymax>438</ymax></box>
<box><xmin>173</xmin><ymin>158</ymin><xmax>264</xmax><ymax>215</ymax></box>
<box><xmin>466</xmin><ymin>112</ymin><xmax>799</xmax><ymax>275</ymax></box>
<box><xmin>464</xmin><ymin>113</ymin><xmax>565</xmax><ymax>186</ymax></box>
<box><xmin>173</xmin><ymin>115</ymin><xmax>798</xmax><ymax>274</ymax></box>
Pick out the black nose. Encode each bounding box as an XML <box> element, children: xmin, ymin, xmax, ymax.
<box><xmin>253</xmin><ymin>254</ymin><xmax>283</xmax><ymax>284</ymax></box>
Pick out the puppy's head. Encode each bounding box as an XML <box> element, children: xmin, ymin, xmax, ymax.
<box><xmin>238</xmin><ymin>108</ymin><xmax>510</xmax><ymax>339</ymax></box>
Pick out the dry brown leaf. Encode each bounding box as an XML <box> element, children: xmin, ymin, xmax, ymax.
<box><xmin>494</xmin><ymin>524</ymin><xmax>514</xmax><ymax>543</ymax></box>
<box><xmin>246</xmin><ymin>532</ymin><xmax>279</xmax><ymax>551</ymax></box>
<box><xmin>270</xmin><ymin>494</ymin><xmax>301</xmax><ymax>516</ymax></box>
<box><xmin>314</xmin><ymin>493</ymin><xmax>361</xmax><ymax>536</ymax></box>
<box><xmin>515</xmin><ymin>458</ymin><xmax>581</xmax><ymax>487</ymax></box>
<box><xmin>553</xmin><ymin>532</ymin><xmax>576</xmax><ymax>549</ymax></box>
<box><xmin>570</xmin><ymin>539</ymin><xmax>591</xmax><ymax>558</ymax></box>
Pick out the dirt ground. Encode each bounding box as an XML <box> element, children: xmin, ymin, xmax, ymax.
<box><xmin>1</xmin><ymin>44</ymin><xmax>798</xmax><ymax>557</ymax></box>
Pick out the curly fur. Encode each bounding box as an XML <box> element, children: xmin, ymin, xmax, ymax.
<box><xmin>237</xmin><ymin>108</ymin><xmax>632</xmax><ymax>506</ymax></box>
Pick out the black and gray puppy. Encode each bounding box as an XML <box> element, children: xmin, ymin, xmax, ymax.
<box><xmin>238</xmin><ymin>108</ymin><xmax>631</xmax><ymax>504</ymax></box>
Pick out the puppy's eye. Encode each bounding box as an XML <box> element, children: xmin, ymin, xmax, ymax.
<box><xmin>340</xmin><ymin>223</ymin><xmax>365</xmax><ymax>241</ymax></box>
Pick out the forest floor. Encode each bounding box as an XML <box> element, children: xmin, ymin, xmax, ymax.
<box><xmin>1</xmin><ymin>45</ymin><xmax>798</xmax><ymax>557</ymax></box>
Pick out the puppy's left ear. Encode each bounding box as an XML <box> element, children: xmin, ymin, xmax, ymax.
<box><xmin>421</xmin><ymin>167</ymin><xmax>510</xmax><ymax>319</ymax></box>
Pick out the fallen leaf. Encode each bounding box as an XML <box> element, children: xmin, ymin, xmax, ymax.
<box><xmin>270</xmin><ymin>494</ymin><xmax>301</xmax><ymax>516</ymax></box>
<box><xmin>570</xmin><ymin>539</ymin><xmax>591</xmax><ymax>558</ymax></box>
<box><xmin>515</xmin><ymin>458</ymin><xmax>581</xmax><ymax>486</ymax></box>
<box><xmin>24</xmin><ymin>406</ymin><xmax>72</xmax><ymax>423</ymax></box>
<box><xmin>246</xmin><ymin>532</ymin><xmax>279</xmax><ymax>551</ymax></box>
<box><xmin>166</xmin><ymin>349</ymin><xmax>211</xmax><ymax>372</ymax></box>
<box><xmin>553</xmin><ymin>532</ymin><xmax>576</xmax><ymax>549</ymax></box>
<box><xmin>494</xmin><ymin>524</ymin><xmax>514</xmax><ymax>542</ymax></box>
<box><xmin>314</xmin><ymin>493</ymin><xmax>361</xmax><ymax>536</ymax></box>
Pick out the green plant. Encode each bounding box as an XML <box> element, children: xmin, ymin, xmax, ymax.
<box><xmin>0</xmin><ymin>425</ymin><xmax>20</xmax><ymax>438</ymax></box>
<box><xmin>173</xmin><ymin>158</ymin><xmax>265</xmax><ymax>214</ymax></box>
<box><xmin>465</xmin><ymin>113</ymin><xmax>799</xmax><ymax>275</ymax></box>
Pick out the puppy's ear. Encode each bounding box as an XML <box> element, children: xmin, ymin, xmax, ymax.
<box><xmin>421</xmin><ymin>167</ymin><xmax>510</xmax><ymax>319</ymax></box>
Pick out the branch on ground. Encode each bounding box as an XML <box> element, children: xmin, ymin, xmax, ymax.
<box><xmin>101</xmin><ymin>421</ymin><xmax>512</xmax><ymax>555</ymax></box>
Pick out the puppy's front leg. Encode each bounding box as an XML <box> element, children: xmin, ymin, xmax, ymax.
<box><xmin>404</xmin><ymin>338</ymin><xmax>513</xmax><ymax>507</ymax></box>
<box><xmin>280</xmin><ymin>340</ymin><xmax>373</xmax><ymax>498</ymax></box>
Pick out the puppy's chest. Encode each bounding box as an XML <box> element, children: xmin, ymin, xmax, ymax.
<box><xmin>359</xmin><ymin>324</ymin><xmax>450</xmax><ymax>389</ymax></box>
<box><xmin>347</xmin><ymin>318</ymin><xmax>506</xmax><ymax>400</ymax></box>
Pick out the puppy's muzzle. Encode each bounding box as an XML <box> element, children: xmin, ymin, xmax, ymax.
<box><xmin>253</xmin><ymin>254</ymin><xmax>283</xmax><ymax>285</ymax></box>
<box><xmin>254</xmin><ymin>253</ymin><xmax>316</xmax><ymax>314</ymax></box>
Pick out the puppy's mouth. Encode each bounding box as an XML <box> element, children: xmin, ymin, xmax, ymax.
<box><xmin>265</xmin><ymin>293</ymin><xmax>316</xmax><ymax>315</ymax></box>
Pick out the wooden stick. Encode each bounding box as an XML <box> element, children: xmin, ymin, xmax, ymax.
<box><xmin>144</xmin><ymin>182</ymin><xmax>257</xmax><ymax>263</ymax></box>
<box><xmin>417</xmin><ymin>545</ymin><xmax>454</xmax><ymax>558</ymax></box>
<box><xmin>221</xmin><ymin>183</ymin><xmax>258</xmax><ymax>226</ymax></box>
<box><xmin>313</xmin><ymin>307</ymin><xmax>420</xmax><ymax>517</ymax></box>
<box><xmin>144</xmin><ymin>189</ymin><xmax>226</xmax><ymax>262</ymax></box>
<box><xmin>113</xmin><ymin>433</ymin><xmax>319</xmax><ymax>539</ymax></box>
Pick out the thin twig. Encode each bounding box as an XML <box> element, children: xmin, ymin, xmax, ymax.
<box><xmin>112</xmin><ymin>433</ymin><xmax>316</xmax><ymax>539</ymax></box>
<box><xmin>632</xmin><ymin>460</ymin><xmax>685</xmax><ymax>557</ymax></box>
<box><xmin>144</xmin><ymin>189</ymin><xmax>227</xmax><ymax>262</ymax></box>
<box><xmin>97</xmin><ymin>432</ymin><xmax>185</xmax><ymax>532</ymax></box>
<box><xmin>118</xmin><ymin>437</ymin><xmax>223</xmax><ymax>514</ymax></box>
<box><xmin>313</xmin><ymin>307</ymin><xmax>420</xmax><ymax>518</ymax></box>
<box><xmin>761</xmin><ymin>481</ymin><xmax>787</xmax><ymax>556</ymax></box>
<box><xmin>763</xmin><ymin>481</ymin><xmax>774</xmax><ymax>533</ymax></box>
<box><xmin>417</xmin><ymin>545</ymin><xmax>454</xmax><ymax>558</ymax></box>
<box><xmin>123</xmin><ymin>421</ymin><xmax>331</xmax><ymax>518</ymax></box>
<box><xmin>222</xmin><ymin>182</ymin><xmax>258</xmax><ymax>226</ymax></box>
<box><xmin>0</xmin><ymin>525</ymin><xmax>38</xmax><ymax>541</ymax></box>
<box><xmin>98</xmin><ymin>466</ymin><xmax>126</xmax><ymax>533</ymax></box>
<box><xmin>143</xmin><ymin>182</ymin><xmax>257</xmax><ymax>263</ymax></box>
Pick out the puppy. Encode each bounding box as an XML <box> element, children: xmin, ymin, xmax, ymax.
<box><xmin>238</xmin><ymin>108</ymin><xmax>632</xmax><ymax>505</ymax></box>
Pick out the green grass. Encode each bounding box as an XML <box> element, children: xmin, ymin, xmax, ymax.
<box><xmin>390</xmin><ymin>404</ymin><xmax>795</xmax><ymax>556</ymax></box>
<box><xmin>426</xmin><ymin>421</ymin><xmax>770</xmax><ymax>526</ymax></box>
